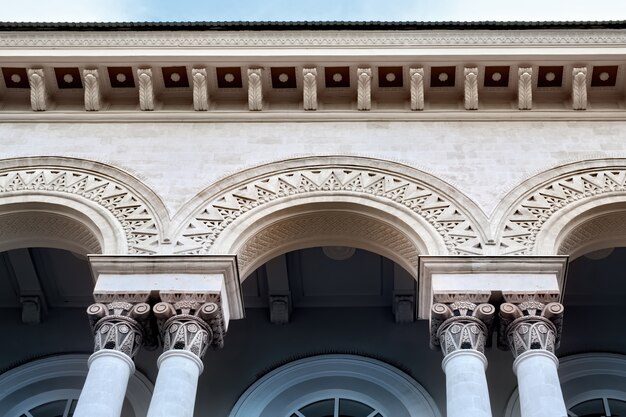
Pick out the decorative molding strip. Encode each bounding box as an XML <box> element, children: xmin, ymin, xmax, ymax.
<box><xmin>4</xmin><ymin>30</ymin><xmax>626</xmax><ymax>49</ymax></box>
<box><xmin>357</xmin><ymin>68</ymin><xmax>372</xmax><ymax>111</ymax></box>
<box><xmin>499</xmin><ymin>168</ymin><xmax>626</xmax><ymax>255</ymax></box>
<box><xmin>302</xmin><ymin>68</ymin><xmax>317</xmax><ymax>111</ymax></box>
<box><xmin>137</xmin><ymin>68</ymin><xmax>154</xmax><ymax>111</ymax></box>
<box><xmin>410</xmin><ymin>67</ymin><xmax>425</xmax><ymax>111</ymax></box>
<box><xmin>518</xmin><ymin>67</ymin><xmax>532</xmax><ymax>110</ymax></box>
<box><xmin>27</xmin><ymin>69</ymin><xmax>47</xmax><ymax>111</ymax></box>
<box><xmin>192</xmin><ymin>68</ymin><xmax>210</xmax><ymax>111</ymax></box>
<box><xmin>176</xmin><ymin>165</ymin><xmax>484</xmax><ymax>256</ymax></box>
<box><xmin>82</xmin><ymin>69</ymin><xmax>101</xmax><ymax>111</ymax></box>
<box><xmin>464</xmin><ymin>67</ymin><xmax>478</xmax><ymax>110</ymax></box>
<box><xmin>0</xmin><ymin>167</ymin><xmax>160</xmax><ymax>254</ymax></box>
<box><xmin>247</xmin><ymin>68</ymin><xmax>263</xmax><ymax>111</ymax></box>
<box><xmin>572</xmin><ymin>67</ymin><xmax>588</xmax><ymax>110</ymax></box>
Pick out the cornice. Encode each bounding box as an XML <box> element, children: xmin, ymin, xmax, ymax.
<box><xmin>2</xmin><ymin>29</ymin><xmax>626</xmax><ymax>49</ymax></box>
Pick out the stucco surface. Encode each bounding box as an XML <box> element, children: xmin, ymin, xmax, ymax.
<box><xmin>1</xmin><ymin>121</ymin><xmax>625</xmax><ymax>219</ymax></box>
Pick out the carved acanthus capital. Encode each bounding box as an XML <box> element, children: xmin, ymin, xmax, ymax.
<box><xmin>430</xmin><ymin>293</ymin><xmax>495</xmax><ymax>356</ymax></box>
<box><xmin>87</xmin><ymin>299</ymin><xmax>151</xmax><ymax>358</ymax></box>
<box><xmin>499</xmin><ymin>294</ymin><xmax>564</xmax><ymax>358</ymax></box>
<box><xmin>153</xmin><ymin>292</ymin><xmax>225</xmax><ymax>359</ymax></box>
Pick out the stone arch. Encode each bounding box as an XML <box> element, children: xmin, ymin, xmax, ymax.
<box><xmin>172</xmin><ymin>156</ymin><xmax>488</xmax><ymax>277</ymax></box>
<box><xmin>493</xmin><ymin>159</ymin><xmax>626</xmax><ymax>256</ymax></box>
<box><xmin>0</xmin><ymin>157</ymin><xmax>168</xmax><ymax>254</ymax></box>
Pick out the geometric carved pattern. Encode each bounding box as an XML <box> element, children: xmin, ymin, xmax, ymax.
<box><xmin>177</xmin><ymin>166</ymin><xmax>484</xmax><ymax>257</ymax></box>
<box><xmin>558</xmin><ymin>211</ymin><xmax>626</xmax><ymax>255</ymax></box>
<box><xmin>499</xmin><ymin>298</ymin><xmax>564</xmax><ymax>358</ymax></box>
<box><xmin>236</xmin><ymin>212</ymin><xmax>418</xmax><ymax>276</ymax></box>
<box><xmin>499</xmin><ymin>169</ymin><xmax>626</xmax><ymax>255</ymax></box>
<box><xmin>0</xmin><ymin>211</ymin><xmax>102</xmax><ymax>253</ymax></box>
<box><xmin>87</xmin><ymin>300</ymin><xmax>151</xmax><ymax>358</ymax></box>
<box><xmin>0</xmin><ymin>168</ymin><xmax>160</xmax><ymax>253</ymax></box>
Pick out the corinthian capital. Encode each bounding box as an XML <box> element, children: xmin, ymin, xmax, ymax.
<box><xmin>153</xmin><ymin>292</ymin><xmax>225</xmax><ymax>359</ymax></box>
<box><xmin>499</xmin><ymin>293</ymin><xmax>564</xmax><ymax>358</ymax></box>
<box><xmin>87</xmin><ymin>295</ymin><xmax>151</xmax><ymax>359</ymax></box>
<box><xmin>430</xmin><ymin>293</ymin><xmax>495</xmax><ymax>356</ymax></box>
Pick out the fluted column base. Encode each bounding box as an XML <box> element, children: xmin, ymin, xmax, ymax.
<box><xmin>146</xmin><ymin>350</ymin><xmax>204</xmax><ymax>417</ymax></box>
<box><xmin>442</xmin><ymin>350</ymin><xmax>492</xmax><ymax>417</ymax></box>
<box><xmin>513</xmin><ymin>350</ymin><xmax>567</xmax><ymax>417</ymax></box>
<box><xmin>74</xmin><ymin>350</ymin><xmax>135</xmax><ymax>417</ymax></box>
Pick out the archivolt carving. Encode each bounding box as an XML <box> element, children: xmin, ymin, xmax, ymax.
<box><xmin>499</xmin><ymin>168</ymin><xmax>626</xmax><ymax>255</ymax></box>
<box><xmin>175</xmin><ymin>159</ymin><xmax>485</xmax><ymax>257</ymax></box>
<box><xmin>237</xmin><ymin>211</ymin><xmax>417</xmax><ymax>277</ymax></box>
<box><xmin>0</xmin><ymin>159</ymin><xmax>164</xmax><ymax>254</ymax></box>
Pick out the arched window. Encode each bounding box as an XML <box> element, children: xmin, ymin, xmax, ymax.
<box><xmin>229</xmin><ymin>354</ymin><xmax>441</xmax><ymax>417</ymax></box>
<box><xmin>0</xmin><ymin>354</ymin><xmax>153</xmax><ymax>417</ymax></box>
<box><xmin>506</xmin><ymin>354</ymin><xmax>626</xmax><ymax>417</ymax></box>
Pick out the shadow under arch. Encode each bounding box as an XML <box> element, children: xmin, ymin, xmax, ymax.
<box><xmin>491</xmin><ymin>158</ymin><xmax>626</xmax><ymax>256</ymax></box>
<box><xmin>0</xmin><ymin>156</ymin><xmax>169</xmax><ymax>255</ymax></box>
<box><xmin>172</xmin><ymin>156</ymin><xmax>489</xmax><ymax>270</ymax></box>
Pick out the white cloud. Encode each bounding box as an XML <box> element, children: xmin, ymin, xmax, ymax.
<box><xmin>0</xmin><ymin>0</ymin><xmax>137</xmax><ymax>22</ymax></box>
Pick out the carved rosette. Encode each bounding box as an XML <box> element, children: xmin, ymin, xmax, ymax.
<box><xmin>87</xmin><ymin>301</ymin><xmax>151</xmax><ymax>358</ymax></box>
<box><xmin>153</xmin><ymin>294</ymin><xmax>224</xmax><ymax>359</ymax></box>
<box><xmin>499</xmin><ymin>298</ymin><xmax>564</xmax><ymax>358</ymax></box>
<box><xmin>431</xmin><ymin>298</ymin><xmax>495</xmax><ymax>356</ymax></box>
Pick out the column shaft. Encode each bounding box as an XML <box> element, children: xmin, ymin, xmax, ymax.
<box><xmin>73</xmin><ymin>350</ymin><xmax>135</xmax><ymax>417</ymax></box>
<box><xmin>443</xmin><ymin>350</ymin><xmax>492</xmax><ymax>417</ymax></box>
<box><xmin>514</xmin><ymin>350</ymin><xmax>567</xmax><ymax>417</ymax></box>
<box><xmin>146</xmin><ymin>350</ymin><xmax>204</xmax><ymax>417</ymax></box>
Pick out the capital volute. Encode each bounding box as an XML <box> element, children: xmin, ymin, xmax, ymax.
<box><xmin>499</xmin><ymin>293</ymin><xmax>564</xmax><ymax>358</ymax></box>
<box><xmin>153</xmin><ymin>292</ymin><xmax>225</xmax><ymax>359</ymax></box>
<box><xmin>87</xmin><ymin>292</ymin><xmax>152</xmax><ymax>359</ymax></box>
<box><xmin>430</xmin><ymin>293</ymin><xmax>495</xmax><ymax>356</ymax></box>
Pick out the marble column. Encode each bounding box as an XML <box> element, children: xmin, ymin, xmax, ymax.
<box><xmin>74</xmin><ymin>300</ymin><xmax>150</xmax><ymax>417</ymax></box>
<box><xmin>432</xmin><ymin>299</ymin><xmax>495</xmax><ymax>417</ymax></box>
<box><xmin>146</xmin><ymin>297</ymin><xmax>222</xmax><ymax>417</ymax></box>
<box><xmin>501</xmin><ymin>299</ymin><xmax>567</xmax><ymax>417</ymax></box>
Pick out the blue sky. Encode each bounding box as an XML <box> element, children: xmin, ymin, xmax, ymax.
<box><xmin>3</xmin><ymin>0</ymin><xmax>626</xmax><ymax>22</ymax></box>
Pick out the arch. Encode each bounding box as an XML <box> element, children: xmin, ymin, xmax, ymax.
<box><xmin>228</xmin><ymin>354</ymin><xmax>441</xmax><ymax>417</ymax></box>
<box><xmin>493</xmin><ymin>159</ymin><xmax>626</xmax><ymax>256</ymax></box>
<box><xmin>0</xmin><ymin>157</ymin><xmax>168</xmax><ymax>254</ymax></box>
<box><xmin>0</xmin><ymin>354</ymin><xmax>153</xmax><ymax>417</ymax></box>
<box><xmin>172</xmin><ymin>156</ymin><xmax>488</xmax><ymax>266</ymax></box>
<box><xmin>505</xmin><ymin>353</ymin><xmax>626</xmax><ymax>417</ymax></box>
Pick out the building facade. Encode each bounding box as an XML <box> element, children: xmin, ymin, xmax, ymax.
<box><xmin>0</xmin><ymin>21</ymin><xmax>625</xmax><ymax>417</ymax></box>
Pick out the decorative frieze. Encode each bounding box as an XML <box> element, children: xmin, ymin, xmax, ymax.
<box><xmin>499</xmin><ymin>294</ymin><xmax>564</xmax><ymax>358</ymax></box>
<box><xmin>87</xmin><ymin>299</ymin><xmax>151</xmax><ymax>358</ymax></box>
<box><xmin>153</xmin><ymin>292</ymin><xmax>226</xmax><ymax>356</ymax></box>
<box><xmin>430</xmin><ymin>293</ymin><xmax>495</xmax><ymax>355</ymax></box>
<box><xmin>27</xmin><ymin>69</ymin><xmax>47</xmax><ymax>111</ymax></box>
<box><xmin>409</xmin><ymin>67</ymin><xmax>424</xmax><ymax>111</ymax></box>
<box><xmin>137</xmin><ymin>68</ymin><xmax>155</xmax><ymax>111</ymax></box>
<box><xmin>572</xmin><ymin>67</ymin><xmax>588</xmax><ymax>110</ymax></box>
<box><xmin>518</xmin><ymin>67</ymin><xmax>533</xmax><ymax>110</ymax></box>
<box><xmin>357</xmin><ymin>68</ymin><xmax>372</xmax><ymax>111</ymax></box>
<box><xmin>302</xmin><ymin>68</ymin><xmax>318</xmax><ymax>111</ymax></box>
<box><xmin>82</xmin><ymin>69</ymin><xmax>101</xmax><ymax>111</ymax></box>
<box><xmin>464</xmin><ymin>67</ymin><xmax>478</xmax><ymax>110</ymax></box>
<box><xmin>247</xmin><ymin>68</ymin><xmax>263</xmax><ymax>111</ymax></box>
<box><xmin>192</xmin><ymin>68</ymin><xmax>210</xmax><ymax>111</ymax></box>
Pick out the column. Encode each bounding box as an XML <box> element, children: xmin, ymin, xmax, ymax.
<box><xmin>500</xmin><ymin>298</ymin><xmax>567</xmax><ymax>417</ymax></box>
<box><xmin>147</xmin><ymin>295</ymin><xmax>223</xmax><ymax>417</ymax></box>
<box><xmin>74</xmin><ymin>300</ymin><xmax>150</xmax><ymax>417</ymax></box>
<box><xmin>431</xmin><ymin>298</ymin><xmax>495</xmax><ymax>417</ymax></box>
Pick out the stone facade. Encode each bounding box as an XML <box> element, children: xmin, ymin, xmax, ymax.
<box><xmin>1</xmin><ymin>22</ymin><xmax>626</xmax><ymax>417</ymax></box>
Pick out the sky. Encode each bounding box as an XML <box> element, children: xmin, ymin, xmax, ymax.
<box><xmin>2</xmin><ymin>0</ymin><xmax>626</xmax><ymax>23</ymax></box>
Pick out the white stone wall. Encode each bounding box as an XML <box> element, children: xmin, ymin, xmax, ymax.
<box><xmin>2</xmin><ymin>121</ymin><xmax>625</xmax><ymax>218</ymax></box>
